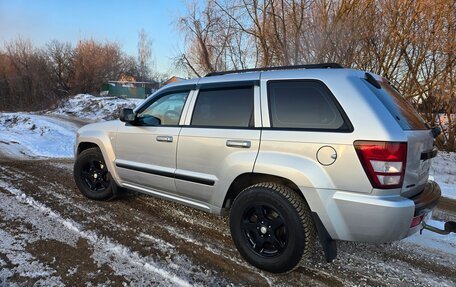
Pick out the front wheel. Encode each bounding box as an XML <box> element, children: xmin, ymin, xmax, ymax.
<box><xmin>229</xmin><ymin>183</ymin><xmax>316</xmax><ymax>273</ymax></box>
<box><xmin>73</xmin><ymin>147</ymin><xmax>117</xmax><ymax>200</ymax></box>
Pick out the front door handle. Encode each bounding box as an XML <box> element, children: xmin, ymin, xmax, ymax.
<box><xmin>226</xmin><ymin>140</ymin><xmax>251</xmax><ymax>148</ymax></box>
<box><xmin>156</xmin><ymin>136</ymin><xmax>173</xmax><ymax>143</ymax></box>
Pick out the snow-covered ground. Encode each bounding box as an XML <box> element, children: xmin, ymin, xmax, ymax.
<box><xmin>400</xmin><ymin>218</ymin><xmax>456</xmax><ymax>256</ymax></box>
<box><xmin>0</xmin><ymin>94</ymin><xmax>143</xmax><ymax>158</ymax></box>
<box><xmin>50</xmin><ymin>94</ymin><xmax>144</xmax><ymax>121</ymax></box>
<box><xmin>0</xmin><ymin>113</ymin><xmax>79</xmax><ymax>158</ymax></box>
<box><xmin>429</xmin><ymin>152</ymin><xmax>456</xmax><ymax>200</ymax></box>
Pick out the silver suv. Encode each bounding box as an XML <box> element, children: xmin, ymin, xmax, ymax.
<box><xmin>74</xmin><ymin>64</ymin><xmax>441</xmax><ymax>273</ymax></box>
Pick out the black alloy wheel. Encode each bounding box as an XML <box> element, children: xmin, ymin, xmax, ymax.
<box><xmin>230</xmin><ymin>183</ymin><xmax>316</xmax><ymax>273</ymax></box>
<box><xmin>241</xmin><ymin>204</ymin><xmax>288</xmax><ymax>257</ymax></box>
<box><xmin>81</xmin><ymin>159</ymin><xmax>109</xmax><ymax>192</ymax></box>
<box><xmin>74</xmin><ymin>147</ymin><xmax>117</xmax><ymax>200</ymax></box>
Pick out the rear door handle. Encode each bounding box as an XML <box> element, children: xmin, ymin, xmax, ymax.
<box><xmin>156</xmin><ymin>136</ymin><xmax>173</xmax><ymax>143</ymax></box>
<box><xmin>226</xmin><ymin>140</ymin><xmax>251</xmax><ymax>148</ymax></box>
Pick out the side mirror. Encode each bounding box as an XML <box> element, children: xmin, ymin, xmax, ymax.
<box><xmin>120</xmin><ymin>108</ymin><xmax>135</xmax><ymax>123</ymax></box>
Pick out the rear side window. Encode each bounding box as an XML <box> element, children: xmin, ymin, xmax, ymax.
<box><xmin>268</xmin><ymin>80</ymin><xmax>349</xmax><ymax>130</ymax></box>
<box><xmin>363</xmin><ymin>79</ymin><xmax>427</xmax><ymax>130</ymax></box>
<box><xmin>191</xmin><ymin>86</ymin><xmax>253</xmax><ymax>127</ymax></box>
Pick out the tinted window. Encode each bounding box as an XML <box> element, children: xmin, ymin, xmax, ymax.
<box><xmin>363</xmin><ymin>79</ymin><xmax>427</xmax><ymax>130</ymax></box>
<box><xmin>268</xmin><ymin>81</ymin><xmax>347</xmax><ymax>130</ymax></box>
<box><xmin>191</xmin><ymin>86</ymin><xmax>253</xmax><ymax>127</ymax></box>
<box><xmin>137</xmin><ymin>91</ymin><xmax>188</xmax><ymax>125</ymax></box>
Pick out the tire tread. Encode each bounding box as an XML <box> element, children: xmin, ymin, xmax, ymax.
<box><xmin>232</xmin><ymin>182</ymin><xmax>316</xmax><ymax>272</ymax></box>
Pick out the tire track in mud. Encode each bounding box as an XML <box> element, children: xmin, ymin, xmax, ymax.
<box><xmin>0</xmin><ymin>158</ymin><xmax>455</xmax><ymax>286</ymax></box>
<box><xmin>0</xmin><ymin>160</ymin><xmax>288</xmax><ymax>286</ymax></box>
<box><xmin>0</xmin><ymin>180</ymin><xmax>195</xmax><ymax>287</ymax></box>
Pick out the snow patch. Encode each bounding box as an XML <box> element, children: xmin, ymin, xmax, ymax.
<box><xmin>0</xmin><ymin>113</ymin><xmax>78</xmax><ymax>158</ymax></box>
<box><xmin>0</xmin><ymin>180</ymin><xmax>82</xmax><ymax>246</ymax></box>
<box><xmin>0</xmin><ymin>94</ymin><xmax>141</xmax><ymax>159</ymax></box>
<box><xmin>138</xmin><ymin>233</ymin><xmax>176</xmax><ymax>252</ymax></box>
<box><xmin>429</xmin><ymin>152</ymin><xmax>456</xmax><ymax>200</ymax></box>
<box><xmin>0</xmin><ymin>229</ymin><xmax>63</xmax><ymax>285</ymax></box>
<box><xmin>51</xmin><ymin>94</ymin><xmax>144</xmax><ymax>121</ymax></box>
<box><xmin>399</xmin><ymin>219</ymin><xmax>456</xmax><ymax>256</ymax></box>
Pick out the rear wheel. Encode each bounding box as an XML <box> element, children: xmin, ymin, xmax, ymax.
<box><xmin>229</xmin><ymin>183</ymin><xmax>316</xmax><ymax>273</ymax></box>
<box><xmin>74</xmin><ymin>147</ymin><xmax>118</xmax><ymax>200</ymax></box>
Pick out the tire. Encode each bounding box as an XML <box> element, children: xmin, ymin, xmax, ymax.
<box><xmin>229</xmin><ymin>183</ymin><xmax>316</xmax><ymax>273</ymax></box>
<box><xmin>73</xmin><ymin>147</ymin><xmax>118</xmax><ymax>200</ymax></box>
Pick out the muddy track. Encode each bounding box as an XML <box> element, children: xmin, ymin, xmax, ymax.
<box><xmin>0</xmin><ymin>158</ymin><xmax>455</xmax><ymax>286</ymax></box>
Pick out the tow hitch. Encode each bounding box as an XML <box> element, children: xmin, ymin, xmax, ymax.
<box><xmin>420</xmin><ymin>221</ymin><xmax>456</xmax><ymax>235</ymax></box>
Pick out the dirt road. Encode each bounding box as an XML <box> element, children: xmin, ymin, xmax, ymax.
<box><xmin>0</xmin><ymin>157</ymin><xmax>455</xmax><ymax>286</ymax></box>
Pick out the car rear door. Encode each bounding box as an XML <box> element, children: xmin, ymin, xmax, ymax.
<box><xmin>175</xmin><ymin>80</ymin><xmax>262</xmax><ymax>205</ymax></box>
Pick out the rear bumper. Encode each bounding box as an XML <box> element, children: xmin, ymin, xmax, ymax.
<box><xmin>310</xmin><ymin>180</ymin><xmax>441</xmax><ymax>243</ymax></box>
<box><xmin>410</xmin><ymin>180</ymin><xmax>441</xmax><ymax>216</ymax></box>
<box><xmin>405</xmin><ymin>180</ymin><xmax>441</xmax><ymax>236</ymax></box>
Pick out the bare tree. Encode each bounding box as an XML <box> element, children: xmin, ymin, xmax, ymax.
<box><xmin>0</xmin><ymin>37</ymin><xmax>144</xmax><ymax>111</ymax></box>
<box><xmin>1</xmin><ymin>38</ymin><xmax>55</xmax><ymax>110</ymax></box>
<box><xmin>138</xmin><ymin>28</ymin><xmax>154</xmax><ymax>81</ymax></box>
<box><xmin>71</xmin><ymin>39</ymin><xmax>126</xmax><ymax>94</ymax></box>
<box><xmin>176</xmin><ymin>0</ymin><xmax>257</xmax><ymax>76</ymax></box>
<box><xmin>45</xmin><ymin>40</ymin><xmax>74</xmax><ymax>96</ymax></box>
<box><xmin>176</xmin><ymin>0</ymin><xmax>224</xmax><ymax>75</ymax></box>
<box><xmin>176</xmin><ymin>0</ymin><xmax>455</xmax><ymax>150</ymax></box>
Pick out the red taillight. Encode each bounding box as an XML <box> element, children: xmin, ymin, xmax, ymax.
<box><xmin>354</xmin><ymin>141</ymin><xmax>407</xmax><ymax>189</ymax></box>
<box><xmin>410</xmin><ymin>215</ymin><xmax>424</xmax><ymax>228</ymax></box>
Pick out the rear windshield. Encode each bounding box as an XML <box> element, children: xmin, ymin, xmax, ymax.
<box><xmin>363</xmin><ymin>79</ymin><xmax>428</xmax><ymax>130</ymax></box>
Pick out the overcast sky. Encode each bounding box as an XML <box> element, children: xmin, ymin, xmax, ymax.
<box><xmin>0</xmin><ymin>0</ymin><xmax>189</xmax><ymax>74</ymax></box>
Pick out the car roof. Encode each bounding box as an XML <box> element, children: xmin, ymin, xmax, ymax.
<box><xmin>160</xmin><ymin>63</ymin><xmax>373</xmax><ymax>92</ymax></box>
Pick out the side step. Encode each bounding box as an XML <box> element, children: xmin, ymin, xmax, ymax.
<box><xmin>312</xmin><ymin>212</ymin><xmax>337</xmax><ymax>262</ymax></box>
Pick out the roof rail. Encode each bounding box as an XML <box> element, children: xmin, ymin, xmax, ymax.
<box><xmin>205</xmin><ymin>63</ymin><xmax>343</xmax><ymax>77</ymax></box>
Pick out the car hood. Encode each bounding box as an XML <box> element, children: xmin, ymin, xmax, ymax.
<box><xmin>78</xmin><ymin>120</ymin><xmax>122</xmax><ymax>134</ymax></box>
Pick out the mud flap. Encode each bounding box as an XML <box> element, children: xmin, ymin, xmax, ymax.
<box><xmin>109</xmin><ymin>172</ymin><xmax>124</xmax><ymax>200</ymax></box>
<box><xmin>312</xmin><ymin>212</ymin><xmax>337</xmax><ymax>262</ymax></box>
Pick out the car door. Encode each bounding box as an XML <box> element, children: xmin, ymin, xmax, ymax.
<box><xmin>115</xmin><ymin>89</ymin><xmax>190</xmax><ymax>193</ymax></box>
<box><xmin>175</xmin><ymin>80</ymin><xmax>262</xmax><ymax>206</ymax></box>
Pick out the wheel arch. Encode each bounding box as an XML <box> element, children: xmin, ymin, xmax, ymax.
<box><xmin>76</xmin><ymin>133</ymin><xmax>120</xmax><ymax>186</ymax></box>
<box><xmin>223</xmin><ymin>173</ymin><xmax>305</xmax><ymax>209</ymax></box>
<box><xmin>77</xmin><ymin>142</ymin><xmax>100</xmax><ymax>155</ymax></box>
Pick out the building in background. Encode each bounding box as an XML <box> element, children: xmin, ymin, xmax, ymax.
<box><xmin>101</xmin><ymin>80</ymin><xmax>159</xmax><ymax>99</ymax></box>
<box><xmin>101</xmin><ymin>76</ymin><xmax>185</xmax><ymax>99</ymax></box>
<box><xmin>162</xmin><ymin>76</ymin><xmax>184</xmax><ymax>86</ymax></box>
